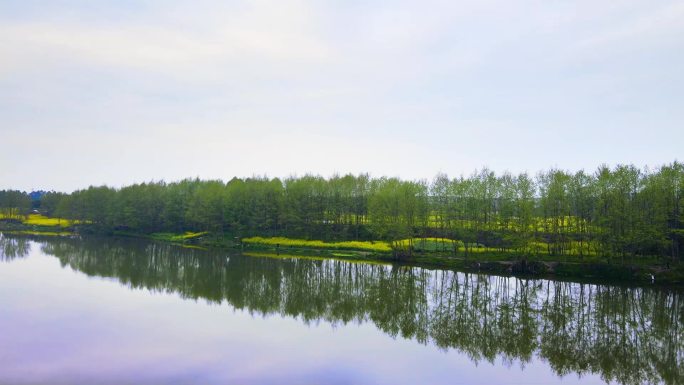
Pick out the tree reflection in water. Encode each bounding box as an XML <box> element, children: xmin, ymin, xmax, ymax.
<box><xmin>0</xmin><ymin>234</ymin><xmax>31</xmax><ymax>261</ymax></box>
<box><xmin>4</xmin><ymin>235</ymin><xmax>681</xmax><ymax>385</ymax></box>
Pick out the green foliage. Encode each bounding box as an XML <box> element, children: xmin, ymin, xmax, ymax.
<box><xmin>368</xmin><ymin>178</ymin><xmax>428</xmax><ymax>256</ymax></box>
<box><xmin>7</xmin><ymin>161</ymin><xmax>682</xmax><ymax>263</ymax></box>
<box><xmin>0</xmin><ymin>190</ymin><xmax>31</xmax><ymax>218</ymax></box>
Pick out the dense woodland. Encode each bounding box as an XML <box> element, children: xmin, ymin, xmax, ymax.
<box><xmin>1</xmin><ymin>162</ymin><xmax>683</xmax><ymax>261</ymax></box>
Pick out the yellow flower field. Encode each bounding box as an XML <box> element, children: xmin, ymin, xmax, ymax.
<box><xmin>242</xmin><ymin>237</ymin><xmax>392</xmax><ymax>252</ymax></box>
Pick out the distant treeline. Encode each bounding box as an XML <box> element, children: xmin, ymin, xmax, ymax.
<box><xmin>1</xmin><ymin>162</ymin><xmax>683</xmax><ymax>260</ymax></box>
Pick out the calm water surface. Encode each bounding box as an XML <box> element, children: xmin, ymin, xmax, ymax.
<box><xmin>0</xmin><ymin>234</ymin><xmax>681</xmax><ymax>385</ymax></box>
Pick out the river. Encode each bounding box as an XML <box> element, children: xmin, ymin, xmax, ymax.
<box><xmin>0</xmin><ymin>234</ymin><xmax>681</xmax><ymax>384</ymax></box>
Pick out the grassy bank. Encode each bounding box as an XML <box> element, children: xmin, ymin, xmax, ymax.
<box><xmin>2</xmin><ymin>230</ymin><xmax>74</xmax><ymax>237</ymax></box>
<box><xmin>3</xmin><ymin>214</ymin><xmax>682</xmax><ymax>286</ymax></box>
<box><xmin>0</xmin><ymin>214</ymin><xmax>76</xmax><ymax>237</ymax></box>
<box><xmin>241</xmin><ymin>236</ymin><xmax>684</xmax><ymax>286</ymax></box>
<box><xmin>241</xmin><ymin>236</ymin><xmax>392</xmax><ymax>252</ymax></box>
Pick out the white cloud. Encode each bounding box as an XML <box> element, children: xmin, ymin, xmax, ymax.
<box><xmin>0</xmin><ymin>2</ymin><xmax>334</xmax><ymax>82</ymax></box>
<box><xmin>576</xmin><ymin>2</ymin><xmax>684</xmax><ymax>49</ymax></box>
<box><xmin>1</xmin><ymin>0</ymin><xmax>682</xmax><ymax>191</ymax></box>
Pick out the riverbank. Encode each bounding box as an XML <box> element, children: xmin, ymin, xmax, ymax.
<box><xmin>2</xmin><ymin>219</ymin><xmax>682</xmax><ymax>286</ymax></box>
<box><xmin>239</xmin><ymin>241</ymin><xmax>684</xmax><ymax>287</ymax></box>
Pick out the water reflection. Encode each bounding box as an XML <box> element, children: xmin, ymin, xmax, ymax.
<box><xmin>5</xmin><ymin>235</ymin><xmax>683</xmax><ymax>385</ymax></box>
<box><xmin>0</xmin><ymin>233</ymin><xmax>31</xmax><ymax>261</ymax></box>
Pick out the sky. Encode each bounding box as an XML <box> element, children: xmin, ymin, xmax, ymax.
<box><xmin>1</xmin><ymin>0</ymin><xmax>683</xmax><ymax>192</ymax></box>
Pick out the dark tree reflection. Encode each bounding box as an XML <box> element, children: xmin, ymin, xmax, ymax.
<box><xmin>13</xmin><ymin>235</ymin><xmax>682</xmax><ymax>385</ymax></box>
<box><xmin>0</xmin><ymin>233</ymin><xmax>31</xmax><ymax>261</ymax></box>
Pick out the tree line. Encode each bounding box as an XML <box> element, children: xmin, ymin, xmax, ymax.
<box><xmin>0</xmin><ymin>190</ymin><xmax>32</xmax><ymax>218</ymax></box>
<box><xmin>1</xmin><ymin>162</ymin><xmax>682</xmax><ymax>261</ymax></box>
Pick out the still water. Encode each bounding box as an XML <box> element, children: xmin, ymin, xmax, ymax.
<box><xmin>0</xmin><ymin>234</ymin><xmax>681</xmax><ymax>385</ymax></box>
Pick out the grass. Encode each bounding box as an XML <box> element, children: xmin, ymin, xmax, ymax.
<box><xmin>244</xmin><ymin>240</ymin><xmax>682</xmax><ymax>285</ymax></box>
<box><xmin>3</xmin><ymin>230</ymin><xmax>73</xmax><ymax>237</ymax></box>
<box><xmin>239</xmin><ymin>236</ymin><xmax>663</xmax><ymax>265</ymax></box>
<box><xmin>242</xmin><ymin>236</ymin><xmax>392</xmax><ymax>252</ymax></box>
<box><xmin>149</xmin><ymin>231</ymin><xmax>209</xmax><ymax>242</ymax></box>
<box><xmin>243</xmin><ymin>236</ymin><xmax>495</xmax><ymax>254</ymax></box>
<box><xmin>243</xmin><ymin>236</ymin><xmax>543</xmax><ymax>255</ymax></box>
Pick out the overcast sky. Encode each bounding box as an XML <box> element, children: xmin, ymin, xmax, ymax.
<box><xmin>1</xmin><ymin>0</ymin><xmax>682</xmax><ymax>192</ymax></box>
